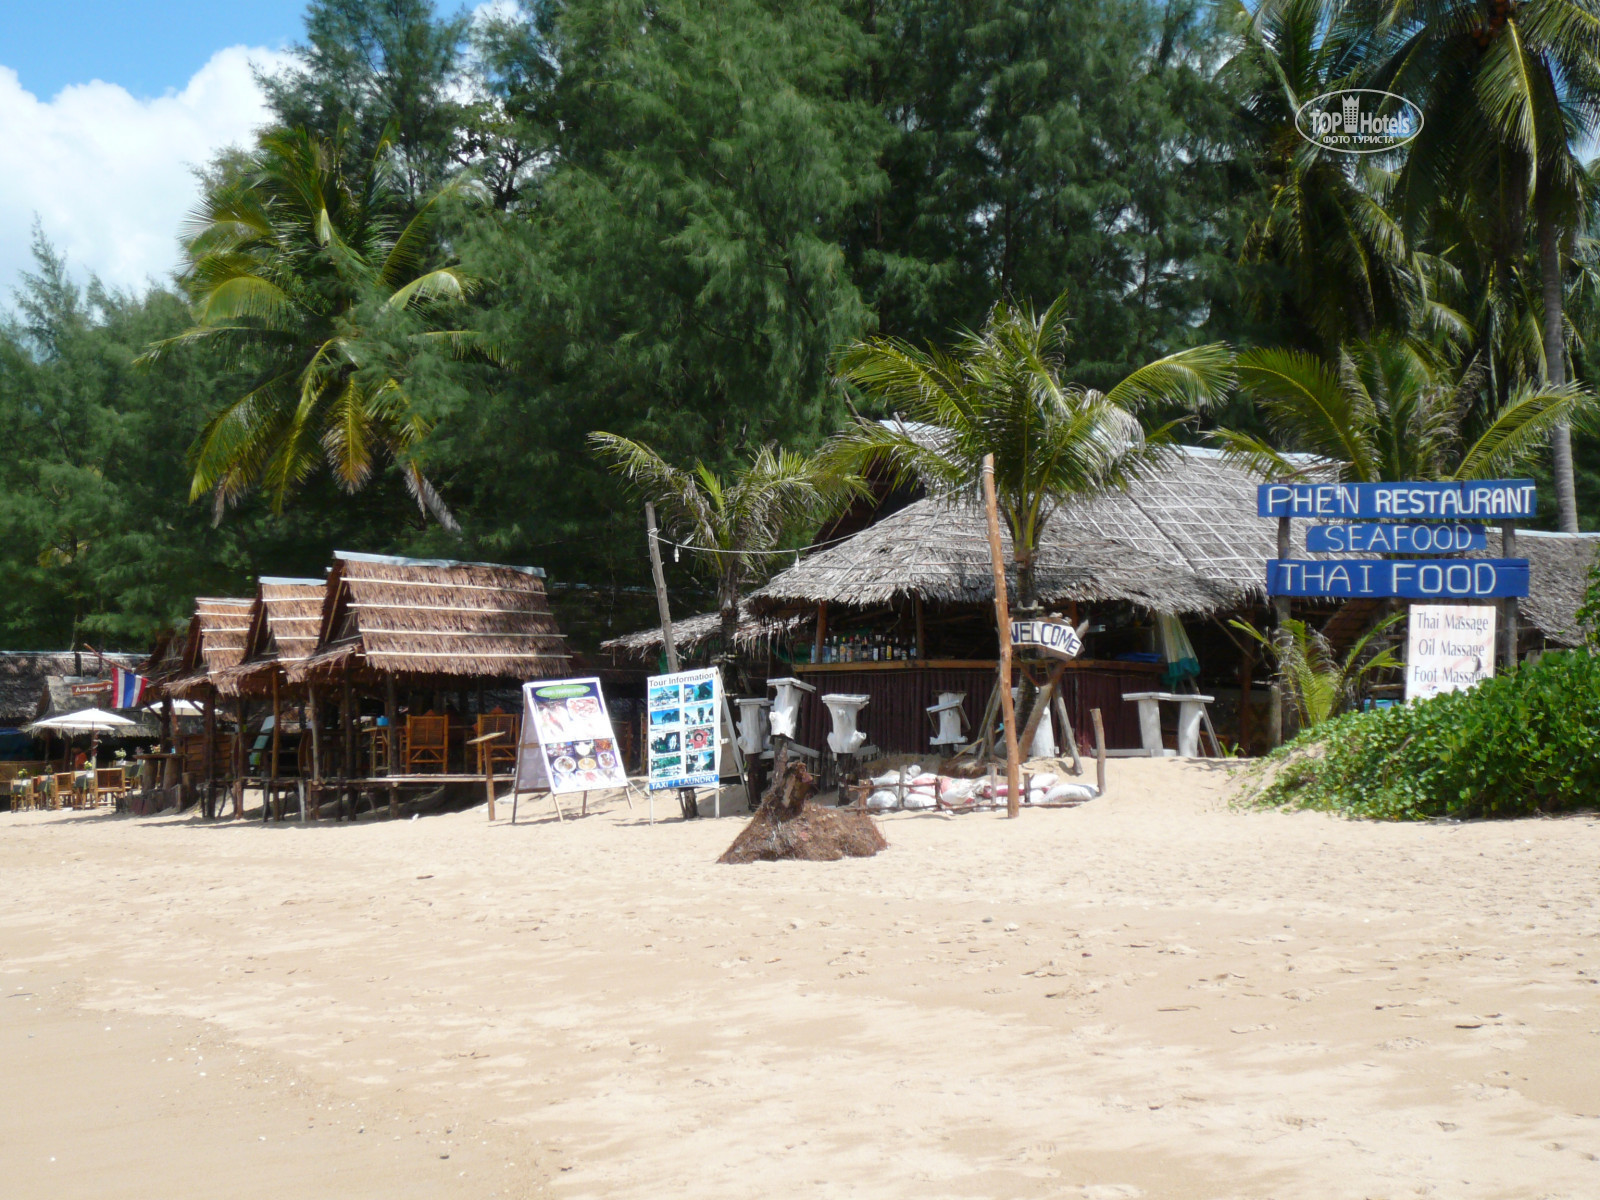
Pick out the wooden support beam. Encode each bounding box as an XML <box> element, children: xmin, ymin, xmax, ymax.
<box><xmin>1091</xmin><ymin>708</ymin><xmax>1107</xmax><ymax>797</ymax></box>
<box><xmin>645</xmin><ymin>502</ymin><xmax>680</xmax><ymax>673</ymax></box>
<box><xmin>913</xmin><ymin>594</ymin><xmax>925</xmax><ymax>660</ymax></box>
<box><xmin>232</xmin><ymin>694</ymin><xmax>246</xmax><ymax>819</ymax></box>
<box><xmin>308</xmin><ymin>684</ymin><xmax>323</xmax><ymax>821</ymax></box>
<box><xmin>1269</xmin><ymin>515</ymin><xmax>1291</xmax><ymax>747</ymax></box>
<box><xmin>340</xmin><ymin>670</ymin><xmax>355</xmax><ymax>821</ymax></box>
<box><xmin>981</xmin><ymin>453</ymin><xmax>1021</xmax><ymax>820</ymax></box>
<box><xmin>386</xmin><ymin>675</ymin><xmax>400</xmax><ymax>820</ymax></box>
<box><xmin>468</xmin><ymin>732</ymin><xmax>504</xmax><ymax>821</ymax></box>
<box><xmin>270</xmin><ymin>671</ymin><xmax>282</xmax><ymax>821</ymax></box>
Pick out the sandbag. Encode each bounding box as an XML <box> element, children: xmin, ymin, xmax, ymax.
<box><xmin>866</xmin><ymin>789</ymin><xmax>900</xmax><ymax>811</ymax></box>
<box><xmin>1041</xmin><ymin>782</ymin><xmax>1098</xmax><ymax>804</ymax></box>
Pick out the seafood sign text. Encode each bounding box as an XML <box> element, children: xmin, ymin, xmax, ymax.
<box><xmin>1304</xmin><ymin>522</ymin><xmax>1487</xmax><ymax>554</ymax></box>
<box><xmin>1267</xmin><ymin>558</ymin><xmax>1529</xmax><ymax>599</ymax></box>
<box><xmin>1257</xmin><ymin>480</ymin><xmax>1536</xmax><ymax>519</ymax></box>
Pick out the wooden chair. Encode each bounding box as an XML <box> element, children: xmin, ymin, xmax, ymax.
<box><xmin>474</xmin><ymin>713</ymin><xmax>520</xmax><ymax>774</ymax></box>
<box><xmin>52</xmin><ymin>772</ymin><xmax>75</xmax><ymax>810</ymax></box>
<box><xmin>404</xmin><ymin>714</ymin><xmax>448</xmax><ymax>774</ymax></box>
<box><xmin>94</xmin><ymin>768</ymin><xmax>127</xmax><ymax>808</ymax></box>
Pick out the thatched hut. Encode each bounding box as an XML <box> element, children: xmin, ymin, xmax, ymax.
<box><xmin>606</xmin><ymin>445</ymin><xmax>1599</xmax><ymax>759</ymax></box>
<box><xmin>269</xmin><ymin>551</ymin><xmax>574</xmax><ymax>815</ymax></box>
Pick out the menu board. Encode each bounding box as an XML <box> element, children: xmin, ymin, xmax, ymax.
<box><xmin>514</xmin><ymin>677</ymin><xmax>629</xmax><ymax>795</ymax></box>
<box><xmin>645</xmin><ymin>667</ymin><xmax>721</xmax><ymax>790</ymax></box>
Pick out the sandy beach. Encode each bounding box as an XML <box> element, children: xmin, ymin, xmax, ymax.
<box><xmin>3</xmin><ymin>760</ymin><xmax>1598</xmax><ymax>1200</ymax></box>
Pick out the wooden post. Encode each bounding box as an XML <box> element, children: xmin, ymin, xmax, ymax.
<box><xmin>1237</xmin><ymin>651</ymin><xmax>1254</xmax><ymax>756</ymax></box>
<box><xmin>645</xmin><ymin>502</ymin><xmax>681</xmax><ymax>673</ymax></box>
<box><xmin>1017</xmin><ymin>661</ymin><xmax>1066</xmax><ymax>757</ymax></box>
<box><xmin>814</xmin><ymin>601</ymin><xmax>828</xmax><ymax>664</ymax></box>
<box><xmin>981</xmin><ymin>454</ymin><xmax>1022</xmax><ymax>820</ymax></box>
<box><xmin>270</xmin><ymin>671</ymin><xmax>282</xmax><ymax>820</ymax></box>
<box><xmin>385</xmin><ymin>676</ymin><xmax>399</xmax><ymax>820</ymax></box>
<box><xmin>1052</xmin><ymin>690</ymin><xmax>1083</xmax><ymax>777</ymax></box>
<box><xmin>1501</xmin><ymin>520</ymin><xmax>1519</xmax><ymax>670</ymax></box>
<box><xmin>1268</xmin><ymin>515</ymin><xmax>1291</xmax><ymax>747</ymax></box>
<box><xmin>913</xmin><ymin>594</ymin><xmax>925</xmax><ymax>660</ymax></box>
<box><xmin>202</xmin><ymin>696</ymin><xmax>216</xmax><ymax>818</ymax></box>
<box><xmin>1091</xmin><ymin>707</ymin><xmax>1107</xmax><ymax>797</ymax></box>
<box><xmin>469</xmin><ymin>732</ymin><xmax>503</xmax><ymax>821</ymax></box>
<box><xmin>232</xmin><ymin>694</ymin><xmax>246</xmax><ymax>819</ymax></box>
<box><xmin>340</xmin><ymin>670</ymin><xmax>354</xmax><ymax>821</ymax></box>
<box><xmin>307</xmin><ymin>683</ymin><xmax>323</xmax><ymax>820</ymax></box>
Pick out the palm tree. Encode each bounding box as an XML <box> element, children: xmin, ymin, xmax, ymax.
<box><xmin>140</xmin><ymin>124</ymin><xmax>477</xmax><ymax>526</ymax></box>
<box><xmin>828</xmin><ymin>292</ymin><xmax>1235</xmax><ymax>611</ymax></box>
<box><xmin>1212</xmin><ymin>340</ymin><xmax>1594</xmax><ymax>482</ymax></box>
<box><xmin>1357</xmin><ymin>0</ymin><xmax>1600</xmax><ymax>529</ymax></box>
<box><xmin>1224</xmin><ymin>0</ymin><xmax>1426</xmax><ymax>349</ymax></box>
<box><xmin>588</xmin><ymin>435</ymin><xmax>862</xmax><ymax>671</ymax></box>
<box><xmin>1231</xmin><ymin>612</ymin><xmax>1404</xmax><ymax>727</ymax></box>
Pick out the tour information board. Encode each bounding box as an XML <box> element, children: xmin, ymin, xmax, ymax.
<box><xmin>514</xmin><ymin>677</ymin><xmax>629</xmax><ymax>795</ymax></box>
<box><xmin>645</xmin><ymin>667</ymin><xmax>722</xmax><ymax>791</ymax></box>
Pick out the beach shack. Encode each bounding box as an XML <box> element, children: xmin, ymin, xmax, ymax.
<box><xmin>279</xmin><ymin>551</ymin><xmax>574</xmax><ymax>818</ymax></box>
<box><xmin>604</xmin><ymin>447</ymin><xmax>1600</xmax><ymax>758</ymax></box>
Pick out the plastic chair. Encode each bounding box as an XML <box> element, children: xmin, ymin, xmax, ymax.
<box><xmin>405</xmin><ymin>714</ymin><xmax>449</xmax><ymax>774</ymax></box>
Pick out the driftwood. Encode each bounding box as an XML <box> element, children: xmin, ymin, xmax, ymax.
<box><xmin>719</xmin><ymin>750</ymin><xmax>886</xmax><ymax>864</ymax></box>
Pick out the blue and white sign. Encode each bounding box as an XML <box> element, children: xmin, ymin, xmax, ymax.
<box><xmin>645</xmin><ymin>667</ymin><xmax>721</xmax><ymax>791</ymax></box>
<box><xmin>1305</xmin><ymin>522</ymin><xmax>1488</xmax><ymax>554</ymax></box>
<box><xmin>1258</xmin><ymin>480</ymin><xmax>1536</xmax><ymax>520</ymax></box>
<box><xmin>1010</xmin><ymin>618</ymin><xmax>1082</xmax><ymax>660</ymax></box>
<box><xmin>1267</xmin><ymin>558</ymin><xmax>1529</xmax><ymax>599</ymax></box>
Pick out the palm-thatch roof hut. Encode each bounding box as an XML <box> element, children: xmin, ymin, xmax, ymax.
<box><xmin>286</xmin><ymin>551</ymin><xmax>572</xmax><ymax>686</ymax></box>
<box><xmin>159</xmin><ymin>598</ymin><xmax>254</xmax><ymax>700</ymax></box>
<box><xmin>1504</xmin><ymin>531</ymin><xmax>1600</xmax><ymax>648</ymax></box>
<box><xmin>213</xmin><ymin>577</ymin><xmax>327</xmax><ymax>698</ymax></box>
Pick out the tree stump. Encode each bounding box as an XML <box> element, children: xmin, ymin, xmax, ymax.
<box><xmin>719</xmin><ymin>749</ymin><xmax>886</xmax><ymax>864</ymax></box>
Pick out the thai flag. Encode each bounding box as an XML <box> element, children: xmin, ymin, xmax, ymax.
<box><xmin>112</xmin><ymin>666</ymin><xmax>148</xmax><ymax>709</ymax></box>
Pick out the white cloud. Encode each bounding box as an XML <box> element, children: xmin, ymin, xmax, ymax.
<box><xmin>0</xmin><ymin>45</ymin><xmax>292</xmax><ymax>299</ymax></box>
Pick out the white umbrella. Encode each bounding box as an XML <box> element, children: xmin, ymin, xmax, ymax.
<box><xmin>27</xmin><ymin>707</ymin><xmax>138</xmax><ymax>733</ymax></box>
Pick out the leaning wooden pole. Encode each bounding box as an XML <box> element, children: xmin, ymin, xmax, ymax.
<box><xmin>981</xmin><ymin>455</ymin><xmax>1022</xmax><ymax>820</ymax></box>
<box><xmin>646</xmin><ymin>503</ymin><xmax>681</xmax><ymax>674</ymax></box>
<box><xmin>269</xmin><ymin>671</ymin><xmax>282</xmax><ymax>820</ymax></box>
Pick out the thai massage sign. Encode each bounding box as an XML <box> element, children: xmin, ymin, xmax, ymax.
<box><xmin>1009</xmin><ymin>617</ymin><xmax>1082</xmax><ymax>660</ymax></box>
<box><xmin>1260</xmin><ymin>481</ymin><xmax>1532</xmax><ymax>600</ymax></box>
<box><xmin>1405</xmin><ymin>605</ymin><xmax>1496</xmax><ymax>701</ymax></box>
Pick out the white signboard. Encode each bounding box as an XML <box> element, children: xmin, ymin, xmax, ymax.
<box><xmin>514</xmin><ymin>677</ymin><xmax>629</xmax><ymax>795</ymax></box>
<box><xmin>1009</xmin><ymin>618</ymin><xmax>1083</xmax><ymax>660</ymax></box>
<box><xmin>1405</xmin><ymin>604</ymin><xmax>1496</xmax><ymax>702</ymax></box>
<box><xmin>645</xmin><ymin>667</ymin><xmax>721</xmax><ymax>790</ymax></box>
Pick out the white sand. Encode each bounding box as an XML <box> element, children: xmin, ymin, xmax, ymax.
<box><xmin>2</xmin><ymin>759</ymin><xmax>1598</xmax><ymax>1199</ymax></box>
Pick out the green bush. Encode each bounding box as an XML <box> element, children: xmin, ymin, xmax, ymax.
<box><xmin>1249</xmin><ymin>650</ymin><xmax>1600</xmax><ymax>820</ymax></box>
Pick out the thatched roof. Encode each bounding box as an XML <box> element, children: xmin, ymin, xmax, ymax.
<box><xmin>286</xmin><ymin>551</ymin><xmax>572</xmax><ymax>683</ymax></box>
<box><xmin>1497</xmin><ymin>531</ymin><xmax>1599</xmax><ymax>647</ymax></box>
<box><xmin>0</xmin><ymin>652</ymin><xmax>140</xmax><ymax>725</ymax></box>
<box><xmin>213</xmin><ymin>577</ymin><xmax>326</xmax><ymax>697</ymax></box>
<box><xmin>160</xmin><ymin>597</ymin><xmax>253</xmax><ymax>698</ymax></box>
<box><xmin>600</xmin><ymin>602</ymin><xmax>809</xmax><ymax>662</ymax></box>
<box><xmin>754</xmin><ymin>452</ymin><xmax>1249</xmax><ymax>616</ymax></box>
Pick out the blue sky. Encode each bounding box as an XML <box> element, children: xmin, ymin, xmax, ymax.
<box><xmin>0</xmin><ymin>3</ymin><xmax>311</xmax><ymax>296</ymax></box>
<box><xmin>1</xmin><ymin>1</ymin><xmax>305</xmax><ymax>99</ymax></box>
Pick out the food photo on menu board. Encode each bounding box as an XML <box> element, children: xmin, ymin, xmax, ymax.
<box><xmin>519</xmin><ymin>678</ymin><xmax>629</xmax><ymax>794</ymax></box>
<box><xmin>645</xmin><ymin>667</ymin><xmax>721</xmax><ymax>790</ymax></box>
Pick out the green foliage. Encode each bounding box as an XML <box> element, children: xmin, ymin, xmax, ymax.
<box><xmin>1578</xmin><ymin>555</ymin><xmax>1600</xmax><ymax>648</ymax></box>
<box><xmin>152</xmin><ymin>124</ymin><xmax>480</xmax><ymax>526</ymax></box>
<box><xmin>1249</xmin><ymin>650</ymin><xmax>1600</xmax><ymax>819</ymax></box>
<box><xmin>588</xmin><ymin>433</ymin><xmax>863</xmax><ymax>659</ymax></box>
<box><xmin>830</xmin><ymin>291</ymin><xmax>1234</xmax><ymax>607</ymax></box>
<box><xmin>0</xmin><ymin>234</ymin><xmax>408</xmax><ymax>648</ymax></box>
<box><xmin>1230</xmin><ymin>612</ymin><xmax>1402</xmax><ymax>727</ymax></box>
<box><xmin>1214</xmin><ymin>340</ymin><xmax>1597</xmax><ymax>483</ymax></box>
